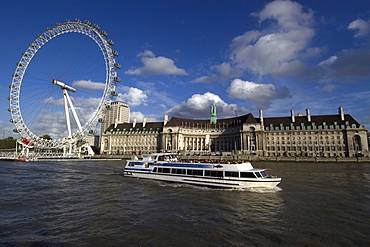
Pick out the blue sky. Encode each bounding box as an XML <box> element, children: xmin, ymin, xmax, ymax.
<box><xmin>1</xmin><ymin>0</ymin><xmax>370</xmax><ymax>139</ymax></box>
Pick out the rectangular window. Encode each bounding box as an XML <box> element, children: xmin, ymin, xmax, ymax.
<box><xmin>162</xmin><ymin>168</ymin><xmax>171</xmax><ymax>173</ymax></box>
<box><xmin>225</xmin><ymin>171</ymin><xmax>239</xmax><ymax>177</ymax></box>
<box><xmin>158</xmin><ymin>167</ymin><xmax>171</xmax><ymax>173</ymax></box>
<box><xmin>240</xmin><ymin>172</ymin><xmax>256</xmax><ymax>178</ymax></box>
<box><xmin>205</xmin><ymin>170</ymin><xmax>223</xmax><ymax>177</ymax></box>
<box><xmin>172</xmin><ymin>168</ymin><xmax>186</xmax><ymax>174</ymax></box>
<box><xmin>187</xmin><ymin>169</ymin><xmax>203</xmax><ymax>176</ymax></box>
<box><xmin>255</xmin><ymin>172</ymin><xmax>262</xmax><ymax>178</ymax></box>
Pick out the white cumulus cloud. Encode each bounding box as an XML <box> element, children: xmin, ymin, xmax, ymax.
<box><xmin>348</xmin><ymin>18</ymin><xmax>370</xmax><ymax>37</ymax></box>
<box><xmin>192</xmin><ymin>62</ymin><xmax>241</xmax><ymax>83</ymax></box>
<box><xmin>125</xmin><ymin>50</ymin><xmax>188</xmax><ymax>76</ymax></box>
<box><xmin>41</xmin><ymin>96</ymin><xmax>64</xmax><ymax>106</ymax></box>
<box><xmin>116</xmin><ymin>86</ymin><xmax>148</xmax><ymax>107</ymax></box>
<box><xmin>72</xmin><ymin>79</ymin><xmax>106</xmax><ymax>90</ymax></box>
<box><xmin>227</xmin><ymin>79</ymin><xmax>290</xmax><ymax>109</ymax></box>
<box><xmin>229</xmin><ymin>0</ymin><xmax>315</xmax><ymax>76</ymax></box>
<box><xmin>318</xmin><ymin>49</ymin><xmax>370</xmax><ymax>79</ymax></box>
<box><xmin>166</xmin><ymin>92</ymin><xmax>249</xmax><ymax>118</ymax></box>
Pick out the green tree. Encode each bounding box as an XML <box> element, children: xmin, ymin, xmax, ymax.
<box><xmin>0</xmin><ymin>137</ymin><xmax>17</xmax><ymax>149</ymax></box>
<box><xmin>40</xmin><ymin>135</ymin><xmax>52</xmax><ymax>140</ymax></box>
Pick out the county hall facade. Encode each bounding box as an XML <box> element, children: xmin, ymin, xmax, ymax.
<box><xmin>100</xmin><ymin>103</ymin><xmax>369</xmax><ymax>158</ymax></box>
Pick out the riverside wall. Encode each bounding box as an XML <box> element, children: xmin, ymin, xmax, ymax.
<box><xmin>94</xmin><ymin>154</ymin><xmax>370</xmax><ymax>163</ymax></box>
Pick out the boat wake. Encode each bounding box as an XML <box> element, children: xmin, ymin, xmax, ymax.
<box><xmin>245</xmin><ymin>186</ymin><xmax>283</xmax><ymax>193</ymax></box>
<box><xmin>159</xmin><ymin>182</ymin><xmax>282</xmax><ymax>193</ymax></box>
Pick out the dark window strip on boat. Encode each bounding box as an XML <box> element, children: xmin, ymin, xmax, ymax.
<box><xmin>151</xmin><ymin>167</ymin><xmax>264</xmax><ymax>179</ymax></box>
<box><xmin>240</xmin><ymin>172</ymin><xmax>257</xmax><ymax>178</ymax></box>
<box><xmin>225</xmin><ymin>171</ymin><xmax>239</xmax><ymax>177</ymax></box>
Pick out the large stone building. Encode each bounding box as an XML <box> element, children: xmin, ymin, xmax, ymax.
<box><xmin>100</xmin><ymin>107</ymin><xmax>369</xmax><ymax>158</ymax></box>
<box><xmin>100</xmin><ymin>101</ymin><xmax>130</xmax><ymax>134</ymax></box>
<box><xmin>99</xmin><ymin>101</ymin><xmax>130</xmax><ymax>150</ymax></box>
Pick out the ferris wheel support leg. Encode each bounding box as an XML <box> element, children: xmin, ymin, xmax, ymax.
<box><xmin>65</xmin><ymin>90</ymin><xmax>83</xmax><ymax>132</ymax></box>
<box><xmin>63</xmin><ymin>90</ymin><xmax>72</xmax><ymax>138</ymax></box>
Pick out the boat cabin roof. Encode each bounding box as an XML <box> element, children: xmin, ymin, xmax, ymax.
<box><xmin>141</xmin><ymin>153</ymin><xmax>177</xmax><ymax>161</ymax></box>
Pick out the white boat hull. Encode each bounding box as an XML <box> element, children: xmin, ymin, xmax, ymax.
<box><xmin>124</xmin><ymin>170</ymin><xmax>281</xmax><ymax>189</ymax></box>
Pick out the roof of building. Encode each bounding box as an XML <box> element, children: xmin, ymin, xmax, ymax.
<box><xmin>105</xmin><ymin>121</ymin><xmax>163</xmax><ymax>133</ymax></box>
<box><xmin>104</xmin><ymin>112</ymin><xmax>362</xmax><ymax>133</ymax></box>
<box><xmin>262</xmin><ymin>114</ymin><xmax>360</xmax><ymax>128</ymax></box>
<box><xmin>166</xmin><ymin>113</ymin><xmax>259</xmax><ymax>127</ymax></box>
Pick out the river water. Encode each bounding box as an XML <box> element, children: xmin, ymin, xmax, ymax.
<box><xmin>0</xmin><ymin>160</ymin><xmax>369</xmax><ymax>246</ymax></box>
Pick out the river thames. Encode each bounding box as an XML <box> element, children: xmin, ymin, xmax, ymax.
<box><xmin>0</xmin><ymin>160</ymin><xmax>369</xmax><ymax>246</ymax></box>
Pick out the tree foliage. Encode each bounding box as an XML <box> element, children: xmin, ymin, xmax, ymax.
<box><xmin>0</xmin><ymin>137</ymin><xmax>17</xmax><ymax>149</ymax></box>
<box><xmin>41</xmin><ymin>134</ymin><xmax>52</xmax><ymax>140</ymax></box>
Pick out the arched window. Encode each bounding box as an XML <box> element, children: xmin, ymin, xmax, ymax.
<box><xmin>249</xmin><ymin>127</ymin><xmax>256</xmax><ymax>151</ymax></box>
<box><xmin>353</xmin><ymin>135</ymin><xmax>362</xmax><ymax>151</ymax></box>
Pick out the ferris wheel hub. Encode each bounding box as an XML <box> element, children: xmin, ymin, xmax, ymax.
<box><xmin>52</xmin><ymin>79</ymin><xmax>76</xmax><ymax>92</ymax></box>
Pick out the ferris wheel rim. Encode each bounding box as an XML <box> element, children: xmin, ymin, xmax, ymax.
<box><xmin>8</xmin><ymin>18</ymin><xmax>120</xmax><ymax>147</ymax></box>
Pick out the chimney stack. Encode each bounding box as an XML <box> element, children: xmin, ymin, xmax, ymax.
<box><xmin>133</xmin><ymin>117</ymin><xmax>137</xmax><ymax>128</ymax></box>
<box><xmin>306</xmin><ymin>108</ymin><xmax>311</xmax><ymax>122</ymax></box>
<box><xmin>164</xmin><ymin>114</ymin><xmax>168</xmax><ymax>126</ymax></box>
<box><xmin>143</xmin><ymin>116</ymin><xmax>147</xmax><ymax>127</ymax></box>
<box><xmin>291</xmin><ymin>109</ymin><xmax>295</xmax><ymax>123</ymax></box>
<box><xmin>339</xmin><ymin>107</ymin><xmax>345</xmax><ymax>121</ymax></box>
<box><xmin>259</xmin><ymin>109</ymin><xmax>264</xmax><ymax>126</ymax></box>
<box><xmin>114</xmin><ymin>118</ymin><xmax>118</xmax><ymax>128</ymax></box>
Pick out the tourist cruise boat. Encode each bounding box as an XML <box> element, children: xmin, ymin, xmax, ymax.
<box><xmin>123</xmin><ymin>153</ymin><xmax>281</xmax><ymax>189</ymax></box>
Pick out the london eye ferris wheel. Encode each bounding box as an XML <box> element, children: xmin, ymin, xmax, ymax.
<box><xmin>8</xmin><ymin>18</ymin><xmax>121</xmax><ymax>149</ymax></box>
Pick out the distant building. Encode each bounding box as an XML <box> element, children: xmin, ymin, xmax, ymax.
<box><xmin>99</xmin><ymin>101</ymin><xmax>130</xmax><ymax>150</ymax></box>
<box><xmin>100</xmin><ymin>107</ymin><xmax>369</xmax><ymax>158</ymax></box>
<box><xmin>100</xmin><ymin>101</ymin><xmax>130</xmax><ymax>132</ymax></box>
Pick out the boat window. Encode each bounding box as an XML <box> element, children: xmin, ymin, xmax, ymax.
<box><xmin>163</xmin><ymin>168</ymin><xmax>171</xmax><ymax>173</ymax></box>
<box><xmin>128</xmin><ymin>162</ymin><xmax>135</xmax><ymax>167</ymax></box>
<box><xmin>240</xmin><ymin>172</ymin><xmax>256</xmax><ymax>178</ymax></box>
<box><xmin>187</xmin><ymin>169</ymin><xmax>203</xmax><ymax>176</ymax></box>
<box><xmin>205</xmin><ymin>170</ymin><xmax>223</xmax><ymax>178</ymax></box>
<box><xmin>153</xmin><ymin>167</ymin><xmax>157</xmax><ymax>172</ymax></box>
<box><xmin>260</xmin><ymin>171</ymin><xmax>268</xmax><ymax>177</ymax></box>
<box><xmin>225</xmin><ymin>171</ymin><xmax>239</xmax><ymax>177</ymax></box>
<box><xmin>171</xmin><ymin>168</ymin><xmax>186</xmax><ymax>175</ymax></box>
<box><xmin>157</xmin><ymin>167</ymin><xmax>170</xmax><ymax>173</ymax></box>
<box><xmin>254</xmin><ymin>172</ymin><xmax>262</xmax><ymax>178</ymax></box>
